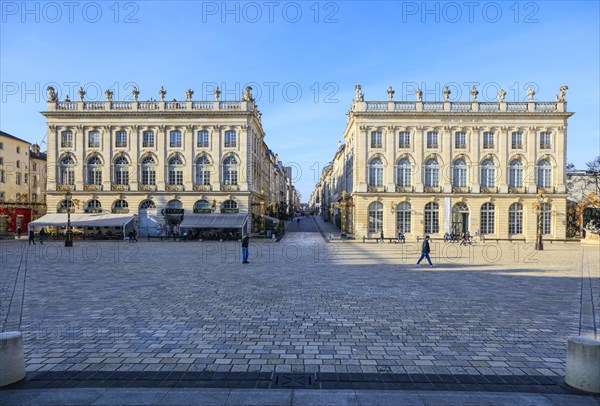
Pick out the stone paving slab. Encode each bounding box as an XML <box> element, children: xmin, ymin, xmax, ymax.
<box><xmin>0</xmin><ymin>222</ymin><xmax>598</xmax><ymax>387</ymax></box>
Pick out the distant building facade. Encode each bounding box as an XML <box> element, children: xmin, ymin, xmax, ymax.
<box><xmin>0</xmin><ymin>130</ymin><xmax>47</xmax><ymax>234</ymax></box>
<box><xmin>42</xmin><ymin>85</ymin><xmax>295</xmax><ymax>235</ymax></box>
<box><xmin>313</xmin><ymin>84</ymin><xmax>573</xmax><ymax>242</ymax></box>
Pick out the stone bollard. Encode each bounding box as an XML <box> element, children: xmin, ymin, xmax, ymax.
<box><xmin>0</xmin><ymin>331</ymin><xmax>26</xmax><ymax>386</ymax></box>
<box><xmin>565</xmin><ymin>336</ymin><xmax>600</xmax><ymax>394</ymax></box>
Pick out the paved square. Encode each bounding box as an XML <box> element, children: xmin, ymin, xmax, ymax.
<box><xmin>1</xmin><ymin>219</ymin><xmax>598</xmax><ymax>380</ymax></box>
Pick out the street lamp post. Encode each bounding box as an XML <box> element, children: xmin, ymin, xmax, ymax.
<box><xmin>535</xmin><ymin>193</ymin><xmax>545</xmax><ymax>251</ymax></box>
<box><xmin>65</xmin><ymin>190</ymin><xmax>73</xmax><ymax>247</ymax></box>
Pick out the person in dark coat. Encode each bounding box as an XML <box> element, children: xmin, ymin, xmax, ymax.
<box><xmin>241</xmin><ymin>234</ymin><xmax>250</xmax><ymax>264</ymax></box>
<box><xmin>39</xmin><ymin>228</ymin><xmax>46</xmax><ymax>244</ymax></box>
<box><xmin>28</xmin><ymin>229</ymin><xmax>36</xmax><ymax>245</ymax></box>
<box><xmin>417</xmin><ymin>235</ymin><xmax>434</xmax><ymax>267</ymax></box>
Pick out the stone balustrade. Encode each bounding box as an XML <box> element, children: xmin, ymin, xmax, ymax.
<box><xmin>50</xmin><ymin>100</ymin><xmax>253</xmax><ymax>113</ymax></box>
<box><xmin>356</xmin><ymin>100</ymin><xmax>565</xmax><ymax>113</ymax></box>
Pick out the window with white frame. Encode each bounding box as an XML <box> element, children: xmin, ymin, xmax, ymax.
<box><xmin>480</xmin><ymin>159</ymin><xmax>496</xmax><ymax>188</ymax></box>
<box><xmin>541</xmin><ymin>203</ymin><xmax>552</xmax><ymax>234</ymax></box>
<box><xmin>368</xmin><ymin>201</ymin><xmax>383</xmax><ymax>233</ymax></box>
<box><xmin>113</xmin><ymin>199</ymin><xmax>129</xmax><ymax>211</ymax></box>
<box><xmin>170</xmin><ymin>130</ymin><xmax>182</xmax><ymax>148</ymax></box>
<box><xmin>540</xmin><ymin>132</ymin><xmax>551</xmax><ymax>149</ymax></box>
<box><xmin>24</xmin><ymin>174</ymin><xmax>28</xmax><ymax>184</ymax></box>
<box><xmin>86</xmin><ymin>200</ymin><xmax>101</xmax><ymax>211</ymax></box>
<box><xmin>509</xmin><ymin>159</ymin><xmax>523</xmax><ymax>188</ymax></box>
<box><xmin>455</xmin><ymin>132</ymin><xmax>466</xmax><ymax>148</ymax></box>
<box><xmin>196</xmin><ymin>155</ymin><xmax>211</xmax><ymax>185</ymax></box>
<box><xmin>140</xmin><ymin>156</ymin><xmax>156</xmax><ymax>185</ymax></box>
<box><xmin>452</xmin><ymin>158</ymin><xmax>467</xmax><ymax>187</ymax></box>
<box><xmin>115</xmin><ymin>131</ymin><xmax>127</xmax><ymax>148</ymax></box>
<box><xmin>142</xmin><ymin>131</ymin><xmax>154</xmax><ymax>148</ymax></box>
<box><xmin>32</xmin><ymin>175</ymin><xmax>37</xmax><ymax>187</ymax></box>
<box><xmin>399</xmin><ymin>131</ymin><xmax>410</xmax><ymax>148</ymax></box>
<box><xmin>427</xmin><ymin>131</ymin><xmax>438</xmax><ymax>148</ymax></box>
<box><xmin>223</xmin><ymin>155</ymin><xmax>238</xmax><ymax>185</ymax></box>
<box><xmin>61</xmin><ymin>131</ymin><xmax>73</xmax><ymax>148</ymax></box>
<box><xmin>511</xmin><ymin>132</ymin><xmax>522</xmax><ymax>149</ymax></box>
<box><xmin>424</xmin><ymin>202</ymin><xmax>439</xmax><ymax>234</ymax></box>
<box><xmin>424</xmin><ymin>158</ymin><xmax>439</xmax><ymax>187</ymax></box>
<box><xmin>168</xmin><ymin>155</ymin><xmax>184</xmax><ymax>185</ymax></box>
<box><xmin>225</xmin><ymin>130</ymin><xmax>237</xmax><ymax>147</ymax></box>
<box><xmin>197</xmin><ymin>130</ymin><xmax>209</xmax><ymax>148</ymax></box>
<box><xmin>537</xmin><ymin>159</ymin><xmax>552</xmax><ymax>188</ymax></box>
<box><xmin>368</xmin><ymin>157</ymin><xmax>384</xmax><ymax>186</ymax></box>
<box><xmin>397</xmin><ymin>158</ymin><xmax>412</xmax><ymax>187</ymax></box>
<box><xmin>508</xmin><ymin>203</ymin><xmax>523</xmax><ymax>234</ymax></box>
<box><xmin>114</xmin><ymin>156</ymin><xmax>129</xmax><ymax>185</ymax></box>
<box><xmin>139</xmin><ymin>200</ymin><xmax>156</xmax><ymax>210</ymax></box>
<box><xmin>87</xmin><ymin>156</ymin><xmax>102</xmax><ymax>185</ymax></box>
<box><xmin>223</xmin><ymin>200</ymin><xmax>238</xmax><ymax>209</ymax></box>
<box><xmin>88</xmin><ymin>131</ymin><xmax>100</xmax><ymax>148</ymax></box>
<box><xmin>15</xmin><ymin>172</ymin><xmax>21</xmax><ymax>185</ymax></box>
<box><xmin>396</xmin><ymin>202</ymin><xmax>411</xmax><ymax>233</ymax></box>
<box><xmin>483</xmin><ymin>131</ymin><xmax>494</xmax><ymax>149</ymax></box>
<box><xmin>480</xmin><ymin>202</ymin><xmax>495</xmax><ymax>234</ymax></box>
<box><xmin>59</xmin><ymin>155</ymin><xmax>75</xmax><ymax>185</ymax></box>
<box><xmin>371</xmin><ymin>131</ymin><xmax>382</xmax><ymax>148</ymax></box>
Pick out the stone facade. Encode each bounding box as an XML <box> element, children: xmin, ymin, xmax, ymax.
<box><xmin>42</xmin><ymin>86</ymin><xmax>296</xmax><ymax>234</ymax></box>
<box><xmin>313</xmin><ymin>84</ymin><xmax>573</xmax><ymax>242</ymax></box>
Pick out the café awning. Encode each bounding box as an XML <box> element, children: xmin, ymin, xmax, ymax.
<box><xmin>180</xmin><ymin>213</ymin><xmax>248</xmax><ymax>229</ymax></box>
<box><xmin>28</xmin><ymin>213</ymin><xmax>136</xmax><ymax>229</ymax></box>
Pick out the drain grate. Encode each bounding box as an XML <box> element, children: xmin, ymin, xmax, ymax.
<box><xmin>271</xmin><ymin>373</ymin><xmax>317</xmax><ymax>388</ymax></box>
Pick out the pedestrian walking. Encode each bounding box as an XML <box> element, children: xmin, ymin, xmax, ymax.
<box><xmin>297</xmin><ymin>218</ymin><xmax>300</xmax><ymax>226</ymax></box>
<box><xmin>28</xmin><ymin>229</ymin><xmax>36</xmax><ymax>245</ymax></box>
<box><xmin>379</xmin><ymin>230</ymin><xmax>385</xmax><ymax>244</ymax></box>
<box><xmin>132</xmin><ymin>229</ymin><xmax>138</xmax><ymax>242</ymax></box>
<box><xmin>416</xmin><ymin>235</ymin><xmax>434</xmax><ymax>267</ymax></box>
<box><xmin>241</xmin><ymin>234</ymin><xmax>250</xmax><ymax>264</ymax></box>
<box><xmin>39</xmin><ymin>228</ymin><xmax>46</xmax><ymax>245</ymax></box>
<box><xmin>16</xmin><ymin>227</ymin><xmax>22</xmax><ymax>239</ymax></box>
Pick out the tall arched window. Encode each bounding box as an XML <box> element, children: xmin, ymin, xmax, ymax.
<box><xmin>509</xmin><ymin>159</ymin><xmax>523</xmax><ymax>188</ymax></box>
<box><xmin>508</xmin><ymin>203</ymin><xmax>523</xmax><ymax>234</ymax></box>
<box><xmin>368</xmin><ymin>157</ymin><xmax>383</xmax><ymax>186</ymax></box>
<box><xmin>86</xmin><ymin>156</ymin><xmax>102</xmax><ymax>185</ymax></box>
<box><xmin>480</xmin><ymin>159</ymin><xmax>496</xmax><ymax>188</ymax></box>
<box><xmin>223</xmin><ymin>155</ymin><xmax>238</xmax><ymax>185</ymax></box>
<box><xmin>537</xmin><ymin>159</ymin><xmax>552</xmax><ymax>188</ymax></box>
<box><xmin>58</xmin><ymin>200</ymin><xmax>74</xmax><ymax>212</ymax></box>
<box><xmin>424</xmin><ymin>158</ymin><xmax>439</xmax><ymax>187</ymax></box>
<box><xmin>368</xmin><ymin>201</ymin><xmax>383</xmax><ymax>233</ymax></box>
<box><xmin>397</xmin><ymin>158</ymin><xmax>412</xmax><ymax>187</ymax></box>
<box><xmin>86</xmin><ymin>200</ymin><xmax>101</xmax><ymax>212</ymax></box>
<box><xmin>113</xmin><ymin>156</ymin><xmax>129</xmax><ymax>185</ymax></box>
<box><xmin>541</xmin><ymin>203</ymin><xmax>552</xmax><ymax>234</ymax></box>
<box><xmin>424</xmin><ymin>202</ymin><xmax>439</xmax><ymax>234</ymax></box>
<box><xmin>140</xmin><ymin>156</ymin><xmax>156</xmax><ymax>185</ymax></box>
<box><xmin>223</xmin><ymin>200</ymin><xmax>238</xmax><ymax>209</ymax></box>
<box><xmin>196</xmin><ymin>155</ymin><xmax>211</xmax><ymax>185</ymax></box>
<box><xmin>480</xmin><ymin>202</ymin><xmax>495</xmax><ymax>234</ymax></box>
<box><xmin>194</xmin><ymin>200</ymin><xmax>210</xmax><ymax>213</ymax></box>
<box><xmin>59</xmin><ymin>155</ymin><xmax>75</xmax><ymax>185</ymax></box>
<box><xmin>168</xmin><ymin>155</ymin><xmax>184</xmax><ymax>185</ymax></box>
<box><xmin>452</xmin><ymin>158</ymin><xmax>467</xmax><ymax>187</ymax></box>
<box><xmin>396</xmin><ymin>202</ymin><xmax>411</xmax><ymax>233</ymax></box>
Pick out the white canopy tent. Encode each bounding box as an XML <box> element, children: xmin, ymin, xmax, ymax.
<box><xmin>179</xmin><ymin>213</ymin><xmax>248</xmax><ymax>231</ymax></box>
<box><xmin>28</xmin><ymin>213</ymin><xmax>136</xmax><ymax>238</ymax></box>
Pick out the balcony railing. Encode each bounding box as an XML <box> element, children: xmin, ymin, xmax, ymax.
<box><xmin>61</xmin><ymin>142</ymin><xmax>73</xmax><ymax>148</ymax></box>
<box><xmin>197</xmin><ymin>142</ymin><xmax>209</xmax><ymax>148</ymax></box>
<box><xmin>512</xmin><ymin>143</ymin><xmax>523</xmax><ymax>149</ymax></box>
<box><xmin>395</xmin><ymin>186</ymin><xmax>414</xmax><ymax>193</ymax></box>
<box><xmin>427</xmin><ymin>143</ymin><xmax>439</xmax><ymax>149</ymax></box>
<box><xmin>483</xmin><ymin>143</ymin><xmax>494</xmax><ymax>149</ymax></box>
<box><xmin>166</xmin><ymin>184</ymin><xmax>185</xmax><ymax>191</ymax></box>
<box><xmin>56</xmin><ymin>184</ymin><xmax>75</xmax><ymax>191</ymax></box>
<box><xmin>115</xmin><ymin>142</ymin><xmax>127</xmax><ymax>148</ymax></box>
<box><xmin>84</xmin><ymin>184</ymin><xmax>103</xmax><ymax>191</ymax></box>
<box><xmin>51</xmin><ymin>100</ymin><xmax>251</xmax><ymax>112</ymax></box>
<box><xmin>455</xmin><ymin>143</ymin><xmax>466</xmax><ymax>149</ymax></box>
<box><xmin>424</xmin><ymin>186</ymin><xmax>442</xmax><ymax>193</ymax></box>
<box><xmin>481</xmin><ymin>186</ymin><xmax>499</xmax><ymax>194</ymax></box>
<box><xmin>452</xmin><ymin>186</ymin><xmax>470</xmax><ymax>193</ymax></box>
<box><xmin>371</xmin><ymin>143</ymin><xmax>382</xmax><ymax>148</ymax></box>
<box><xmin>194</xmin><ymin>184</ymin><xmax>212</xmax><ymax>191</ymax></box>
<box><xmin>221</xmin><ymin>184</ymin><xmax>240</xmax><ymax>192</ymax></box>
<box><xmin>537</xmin><ymin>186</ymin><xmax>556</xmax><ymax>194</ymax></box>
<box><xmin>540</xmin><ymin>143</ymin><xmax>551</xmax><ymax>149</ymax></box>
<box><xmin>508</xmin><ymin>187</ymin><xmax>526</xmax><ymax>194</ymax></box>
<box><xmin>138</xmin><ymin>184</ymin><xmax>157</xmax><ymax>191</ymax></box>
<box><xmin>111</xmin><ymin>184</ymin><xmax>130</xmax><ymax>191</ymax></box>
<box><xmin>399</xmin><ymin>143</ymin><xmax>410</xmax><ymax>149</ymax></box>
<box><xmin>142</xmin><ymin>143</ymin><xmax>154</xmax><ymax>148</ymax></box>
<box><xmin>366</xmin><ymin>185</ymin><xmax>386</xmax><ymax>193</ymax></box>
<box><xmin>224</xmin><ymin>142</ymin><xmax>237</xmax><ymax>148</ymax></box>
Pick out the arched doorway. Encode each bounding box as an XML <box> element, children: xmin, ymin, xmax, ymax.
<box><xmin>451</xmin><ymin>202</ymin><xmax>469</xmax><ymax>235</ymax></box>
<box><xmin>139</xmin><ymin>200</ymin><xmax>158</xmax><ymax>237</ymax></box>
<box><xmin>164</xmin><ymin>200</ymin><xmax>184</xmax><ymax>232</ymax></box>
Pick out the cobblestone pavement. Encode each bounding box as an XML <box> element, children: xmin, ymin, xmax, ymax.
<box><xmin>1</xmin><ymin>219</ymin><xmax>598</xmax><ymax>381</ymax></box>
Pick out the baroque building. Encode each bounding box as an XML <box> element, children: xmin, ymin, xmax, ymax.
<box><xmin>313</xmin><ymin>84</ymin><xmax>573</xmax><ymax>242</ymax></box>
<box><xmin>42</xmin><ymin>85</ymin><xmax>295</xmax><ymax>235</ymax></box>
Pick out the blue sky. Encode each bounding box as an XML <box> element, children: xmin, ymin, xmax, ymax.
<box><xmin>1</xmin><ymin>1</ymin><xmax>599</xmax><ymax>200</ymax></box>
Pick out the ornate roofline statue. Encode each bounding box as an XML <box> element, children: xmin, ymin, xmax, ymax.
<box><xmin>105</xmin><ymin>89</ymin><xmax>113</xmax><ymax>102</ymax></box>
<box><xmin>557</xmin><ymin>85</ymin><xmax>568</xmax><ymax>102</ymax></box>
<box><xmin>132</xmin><ymin>86</ymin><xmax>140</xmax><ymax>102</ymax></box>
<box><xmin>78</xmin><ymin>87</ymin><xmax>86</xmax><ymax>101</ymax></box>
<box><xmin>354</xmin><ymin>84</ymin><xmax>364</xmax><ymax>102</ymax></box>
<box><xmin>497</xmin><ymin>89</ymin><xmax>506</xmax><ymax>102</ymax></box>
<box><xmin>415</xmin><ymin>88</ymin><xmax>423</xmax><ymax>102</ymax></box>
<box><xmin>527</xmin><ymin>87</ymin><xmax>536</xmax><ymax>101</ymax></box>
<box><xmin>387</xmin><ymin>86</ymin><xmax>394</xmax><ymax>101</ymax></box>
<box><xmin>185</xmin><ymin>88</ymin><xmax>194</xmax><ymax>101</ymax></box>
<box><xmin>443</xmin><ymin>85</ymin><xmax>451</xmax><ymax>101</ymax></box>
<box><xmin>159</xmin><ymin>86</ymin><xmax>167</xmax><ymax>101</ymax></box>
<box><xmin>242</xmin><ymin>85</ymin><xmax>254</xmax><ymax>102</ymax></box>
<box><xmin>214</xmin><ymin>86</ymin><xmax>221</xmax><ymax>101</ymax></box>
<box><xmin>47</xmin><ymin>86</ymin><xmax>58</xmax><ymax>102</ymax></box>
<box><xmin>470</xmin><ymin>86</ymin><xmax>478</xmax><ymax>101</ymax></box>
